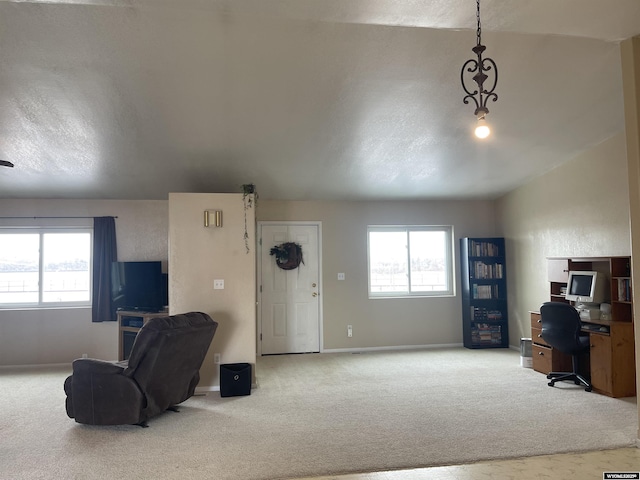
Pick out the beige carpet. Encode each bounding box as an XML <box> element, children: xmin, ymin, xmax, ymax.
<box><xmin>0</xmin><ymin>348</ymin><xmax>636</xmax><ymax>480</ymax></box>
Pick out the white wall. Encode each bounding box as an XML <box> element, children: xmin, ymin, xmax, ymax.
<box><xmin>496</xmin><ymin>132</ymin><xmax>631</xmax><ymax>346</ymax></box>
<box><xmin>0</xmin><ymin>199</ymin><xmax>168</xmax><ymax>365</ymax></box>
<box><xmin>621</xmin><ymin>35</ymin><xmax>640</xmax><ymax>440</ymax></box>
<box><xmin>168</xmin><ymin>193</ymin><xmax>256</xmax><ymax>389</ymax></box>
<box><xmin>0</xmin><ymin>160</ymin><xmax>628</xmax><ymax>365</ymax></box>
<box><xmin>1</xmin><ymin>196</ymin><xmax>494</xmax><ymax>366</ymax></box>
<box><xmin>257</xmin><ymin>199</ymin><xmax>497</xmax><ymax>350</ymax></box>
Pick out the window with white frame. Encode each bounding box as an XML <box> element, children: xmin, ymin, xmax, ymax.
<box><xmin>0</xmin><ymin>229</ymin><xmax>92</xmax><ymax>307</ymax></box>
<box><xmin>367</xmin><ymin>225</ymin><xmax>454</xmax><ymax>298</ymax></box>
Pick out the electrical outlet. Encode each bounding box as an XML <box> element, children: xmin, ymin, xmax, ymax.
<box><xmin>347</xmin><ymin>325</ymin><xmax>353</xmax><ymax>337</ymax></box>
<box><xmin>338</xmin><ymin>272</ymin><xmax>345</xmax><ymax>280</ymax></box>
<box><xmin>81</xmin><ymin>353</ymin><xmax>88</xmax><ymax>359</ymax></box>
<box><xmin>214</xmin><ymin>353</ymin><xmax>221</xmax><ymax>364</ymax></box>
<box><xmin>214</xmin><ymin>279</ymin><xmax>224</xmax><ymax>290</ymax></box>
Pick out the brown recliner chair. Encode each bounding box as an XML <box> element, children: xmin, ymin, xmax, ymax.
<box><xmin>64</xmin><ymin>311</ymin><xmax>218</xmax><ymax>426</ymax></box>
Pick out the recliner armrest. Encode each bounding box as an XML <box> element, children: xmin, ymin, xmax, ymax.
<box><xmin>72</xmin><ymin>358</ymin><xmax>125</xmax><ymax>375</ymax></box>
<box><xmin>67</xmin><ymin>359</ymin><xmax>144</xmax><ymax>425</ymax></box>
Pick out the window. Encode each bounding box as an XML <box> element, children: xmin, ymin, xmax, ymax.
<box><xmin>367</xmin><ymin>225</ymin><xmax>454</xmax><ymax>298</ymax></box>
<box><xmin>0</xmin><ymin>229</ymin><xmax>92</xmax><ymax>307</ymax></box>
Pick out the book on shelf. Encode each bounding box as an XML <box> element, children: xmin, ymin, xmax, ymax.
<box><xmin>470</xmin><ymin>307</ymin><xmax>503</xmax><ymax>321</ymax></box>
<box><xmin>471</xmin><ymin>261</ymin><xmax>504</xmax><ymax>279</ymax></box>
<box><xmin>472</xmin><ymin>323</ymin><xmax>502</xmax><ymax>332</ymax></box>
<box><xmin>471</xmin><ymin>324</ymin><xmax>502</xmax><ymax>344</ymax></box>
<box><xmin>617</xmin><ymin>278</ymin><xmax>632</xmax><ymax>302</ymax></box>
<box><xmin>467</xmin><ymin>240</ymin><xmax>501</xmax><ymax>257</ymax></box>
<box><xmin>472</xmin><ymin>284</ymin><xmax>500</xmax><ymax>299</ymax></box>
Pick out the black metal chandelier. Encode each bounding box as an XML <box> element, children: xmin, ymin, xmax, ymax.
<box><xmin>460</xmin><ymin>0</ymin><xmax>498</xmax><ymax>138</ymax></box>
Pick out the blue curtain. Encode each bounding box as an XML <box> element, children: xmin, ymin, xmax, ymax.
<box><xmin>92</xmin><ymin>216</ymin><xmax>117</xmax><ymax>322</ymax></box>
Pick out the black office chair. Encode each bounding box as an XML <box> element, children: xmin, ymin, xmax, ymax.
<box><xmin>539</xmin><ymin>301</ymin><xmax>592</xmax><ymax>392</ymax></box>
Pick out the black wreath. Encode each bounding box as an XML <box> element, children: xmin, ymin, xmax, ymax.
<box><xmin>270</xmin><ymin>242</ymin><xmax>304</xmax><ymax>270</ymax></box>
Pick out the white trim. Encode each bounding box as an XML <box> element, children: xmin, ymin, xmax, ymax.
<box><xmin>366</xmin><ymin>225</ymin><xmax>455</xmax><ymax>299</ymax></box>
<box><xmin>0</xmin><ymin>228</ymin><xmax>94</xmax><ymax>309</ymax></box>
<box><xmin>195</xmin><ymin>383</ymin><xmax>258</xmax><ymax>395</ymax></box>
<box><xmin>194</xmin><ymin>385</ymin><xmax>220</xmax><ymax>394</ymax></box>
<box><xmin>0</xmin><ymin>364</ymin><xmax>257</xmax><ymax>398</ymax></box>
<box><xmin>257</xmin><ymin>221</ymin><xmax>324</xmax><ymax>356</ymax></box>
<box><xmin>322</xmin><ymin>343</ymin><xmax>463</xmax><ymax>354</ymax></box>
<box><xmin>0</xmin><ymin>362</ymin><xmax>71</xmax><ymax>370</ymax></box>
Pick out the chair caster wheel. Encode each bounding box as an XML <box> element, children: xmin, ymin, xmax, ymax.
<box><xmin>546</xmin><ymin>375</ymin><xmax>552</xmax><ymax>380</ymax></box>
<box><xmin>547</xmin><ymin>382</ymin><xmax>554</xmax><ymax>387</ymax></box>
<box><xmin>574</xmin><ymin>380</ymin><xmax>580</xmax><ymax>385</ymax></box>
<box><xmin>585</xmin><ymin>386</ymin><xmax>592</xmax><ymax>392</ymax></box>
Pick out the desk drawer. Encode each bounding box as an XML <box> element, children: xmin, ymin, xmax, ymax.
<box><xmin>532</xmin><ymin>343</ymin><xmax>572</xmax><ymax>374</ymax></box>
<box><xmin>532</xmin><ymin>343</ymin><xmax>553</xmax><ymax>374</ymax></box>
<box><xmin>530</xmin><ymin>312</ymin><xmax>541</xmax><ymax>329</ymax></box>
<box><xmin>531</xmin><ymin>326</ymin><xmax>549</xmax><ymax>347</ymax></box>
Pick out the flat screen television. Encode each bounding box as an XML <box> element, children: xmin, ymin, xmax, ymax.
<box><xmin>564</xmin><ymin>270</ymin><xmax>608</xmax><ymax>304</ymax></box>
<box><xmin>111</xmin><ymin>261</ymin><xmax>168</xmax><ymax>312</ymax></box>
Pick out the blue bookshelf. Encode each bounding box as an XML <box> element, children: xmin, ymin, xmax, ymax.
<box><xmin>460</xmin><ymin>237</ymin><xmax>509</xmax><ymax>349</ymax></box>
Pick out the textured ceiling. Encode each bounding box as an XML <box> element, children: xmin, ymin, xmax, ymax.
<box><xmin>0</xmin><ymin>0</ymin><xmax>639</xmax><ymax>200</ymax></box>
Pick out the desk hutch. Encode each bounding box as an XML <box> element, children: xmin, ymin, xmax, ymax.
<box><xmin>530</xmin><ymin>256</ymin><xmax>636</xmax><ymax>398</ymax></box>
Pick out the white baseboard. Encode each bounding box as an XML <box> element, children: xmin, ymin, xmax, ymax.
<box><xmin>0</xmin><ymin>362</ymin><xmax>71</xmax><ymax>370</ymax></box>
<box><xmin>322</xmin><ymin>343</ymin><xmax>463</xmax><ymax>354</ymax></box>
<box><xmin>194</xmin><ymin>386</ymin><xmax>220</xmax><ymax>395</ymax></box>
<box><xmin>0</xmin><ymin>364</ymin><xmax>259</xmax><ymax>398</ymax></box>
<box><xmin>195</xmin><ymin>383</ymin><xmax>258</xmax><ymax>396</ymax></box>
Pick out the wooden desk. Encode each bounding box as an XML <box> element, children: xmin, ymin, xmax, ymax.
<box><xmin>530</xmin><ymin>311</ymin><xmax>636</xmax><ymax>397</ymax></box>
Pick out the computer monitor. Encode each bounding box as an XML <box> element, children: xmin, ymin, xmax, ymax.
<box><xmin>564</xmin><ymin>270</ymin><xmax>608</xmax><ymax>304</ymax></box>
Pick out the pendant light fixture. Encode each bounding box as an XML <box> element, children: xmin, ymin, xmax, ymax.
<box><xmin>460</xmin><ymin>0</ymin><xmax>498</xmax><ymax>139</ymax></box>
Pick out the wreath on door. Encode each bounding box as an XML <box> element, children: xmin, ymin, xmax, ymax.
<box><xmin>270</xmin><ymin>242</ymin><xmax>304</xmax><ymax>270</ymax></box>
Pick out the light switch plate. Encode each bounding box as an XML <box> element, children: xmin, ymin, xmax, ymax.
<box><xmin>338</xmin><ymin>273</ymin><xmax>345</xmax><ymax>280</ymax></box>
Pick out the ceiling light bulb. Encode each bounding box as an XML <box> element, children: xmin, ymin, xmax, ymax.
<box><xmin>475</xmin><ymin>118</ymin><xmax>490</xmax><ymax>139</ymax></box>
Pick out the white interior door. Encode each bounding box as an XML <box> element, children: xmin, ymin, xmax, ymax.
<box><xmin>260</xmin><ymin>223</ymin><xmax>320</xmax><ymax>355</ymax></box>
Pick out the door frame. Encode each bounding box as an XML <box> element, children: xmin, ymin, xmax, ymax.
<box><xmin>257</xmin><ymin>221</ymin><xmax>324</xmax><ymax>356</ymax></box>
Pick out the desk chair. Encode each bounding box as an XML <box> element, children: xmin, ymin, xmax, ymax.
<box><xmin>540</xmin><ymin>301</ymin><xmax>592</xmax><ymax>392</ymax></box>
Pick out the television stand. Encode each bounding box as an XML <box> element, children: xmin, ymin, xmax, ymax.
<box><xmin>117</xmin><ymin>310</ymin><xmax>167</xmax><ymax>360</ymax></box>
